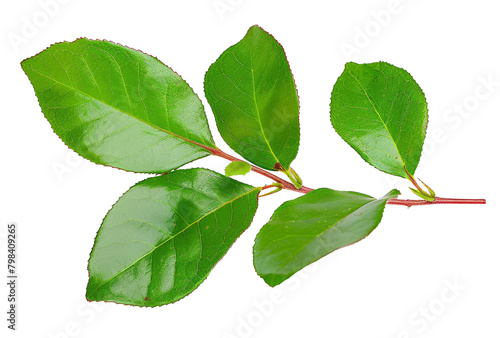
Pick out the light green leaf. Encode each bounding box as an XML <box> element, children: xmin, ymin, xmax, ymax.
<box><xmin>204</xmin><ymin>25</ymin><xmax>300</xmax><ymax>171</ymax></box>
<box><xmin>87</xmin><ymin>168</ymin><xmax>260</xmax><ymax>307</ymax></box>
<box><xmin>225</xmin><ymin>160</ymin><xmax>252</xmax><ymax>177</ymax></box>
<box><xmin>330</xmin><ymin>62</ymin><xmax>428</xmax><ymax>178</ymax></box>
<box><xmin>22</xmin><ymin>39</ymin><xmax>215</xmax><ymax>174</ymax></box>
<box><xmin>253</xmin><ymin>188</ymin><xmax>400</xmax><ymax>286</ymax></box>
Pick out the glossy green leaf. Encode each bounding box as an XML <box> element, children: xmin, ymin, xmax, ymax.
<box><xmin>22</xmin><ymin>39</ymin><xmax>215</xmax><ymax>174</ymax></box>
<box><xmin>330</xmin><ymin>62</ymin><xmax>428</xmax><ymax>178</ymax></box>
<box><xmin>225</xmin><ymin>160</ymin><xmax>252</xmax><ymax>177</ymax></box>
<box><xmin>253</xmin><ymin>188</ymin><xmax>400</xmax><ymax>286</ymax></box>
<box><xmin>204</xmin><ymin>25</ymin><xmax>300</xmax><ymax>171</ymax></box>
<box><xmin>86</xmin><ymin>168</ymin><xmax>260</xmax><ymax>307</ymax></box>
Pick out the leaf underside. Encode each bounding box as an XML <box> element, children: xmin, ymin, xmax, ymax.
<box><xmin>253</xmin><ymin>188</ymin><xmax>400</xmax><ymax>286</ymax></box>
<box><xmin>204</xmin><ymin>25</ymin><xmax>300</xmax><ymax>171</ymax></box>
<box><xmin>330</xmin><ymin>62</ymin><xmax>428</xmax><ymax>178</ymax></box>
<box><xmin>22</xmin><ymin>38</ymin><xmax>215</xmax><ymax>173</ymax></box>
<box><xmin>87</xmin><ymin>168</ymin><xmax>260</xmax><ymax>307</ymax></box>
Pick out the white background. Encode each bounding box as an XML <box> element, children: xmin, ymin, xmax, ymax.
<box><xmin>1</xmin><ymin>0</ymin><xmax>499</xmax><ymax>337</ymax></box>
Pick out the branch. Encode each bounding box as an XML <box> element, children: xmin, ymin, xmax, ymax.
<box><xmin>209</xmin><ymin>147</ymin><xmax>313</xmax><ymax>193</ymax></box>
<box><xmin>387</xmin><ymin>197</ymin><xmax>486</xmax><ymax>207</ymax></box>
<box><xmin>204</xmin><ymin>146</ymin><xmax>485</xmax><ymax>206</ymax></box>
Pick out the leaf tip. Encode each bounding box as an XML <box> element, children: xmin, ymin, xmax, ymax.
<box><xmin>248</xmin><ymin>24</ymin><xmax>266</xmax><ymax>34</ymax></box>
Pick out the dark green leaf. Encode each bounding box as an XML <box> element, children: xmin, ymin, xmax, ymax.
<box><xmin>225</xmin><ymin>160</ymin><xmax>252</xmax><ymax>177</ymax></box>
<box><xmin>86</xmin><ymin>168</ymin><xmax>260</xmax><ymax>307</ymax></box>
<box><xmin>253</xmin><ymin>188</ymin><xmax>400</xmax><ymax>286</ymax></box>
<box><xmin>22</xmin><ymin>39</ymin><xmax>215</xmax><ymax>173</ymax></box>
<box><xmin>204</xmin><ymin>25</ymin><xmax>300</xmax><ymax>171</ymax></box>
<box><xmin>330</xmin><ymin>62</ymin><xmax>428</xmax><ymax>178</ymax></box>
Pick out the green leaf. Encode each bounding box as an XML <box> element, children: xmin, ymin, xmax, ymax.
<box><xmin>225</xmin><ymin>160</ymin><xmax>252</xmax><ymax>177</ymax></box>
<box><xmin>330</xmin><ymin>62</ymin><xmax>428</xmax><ymax>178</ymax></box>
<box><xmin>86</xmin><ymin>168</ymin><xmax>260</xmax><ymax>307</ymax></box>
<box><xmin>253</xmin><ymin>188</ymin><xmax>400</xmax><ymax>286</ymax></box>
<box><xmin>22</xmin><ymin>39</ymin><xmax>216</xmax><ymax>174</ymax></box>
<box><xmin>204</xmin><ymin>25</ymin><xmax>300</xmax><ymax>171</ymax></box>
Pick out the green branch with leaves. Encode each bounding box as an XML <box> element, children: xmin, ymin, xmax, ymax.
<box><xmin>22</xmin><ymin>25</ymin><xmax>484</xmax><ymax>307</ymax></box>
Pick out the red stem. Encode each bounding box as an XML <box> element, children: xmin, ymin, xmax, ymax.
<box><xmin>387</xmin><ymin>197</ymin><xmax>486</xmax><ymax>207</ymax></box>
<box><xmin>210</xmin><ymin>147</ymin><xmax>313</xmax><ymax>193</ymax></box>
<box><xmin>201</xmin><ymin>145</ymin><xmax>485</xmax><ymax>206</ymax></box>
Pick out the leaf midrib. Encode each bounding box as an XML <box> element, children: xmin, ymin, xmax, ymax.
<box><xmin>89</xmin><ymin>186</ymin><xmax>261</xmax><ymax>295</ymax></box>
<box><xmin>23</xmin><ymin>62</ymin><xmax>214</xmax><ymax>151</ymax></box>
<box><xmin>248</xmin><ymin>31</ymin><xmax>281</xmax><ymax>167</ymax></box>
<box><xmin>346</xmin><ymin>69</ymin><xmax>406</xmax><ymax>169</ymax></box>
